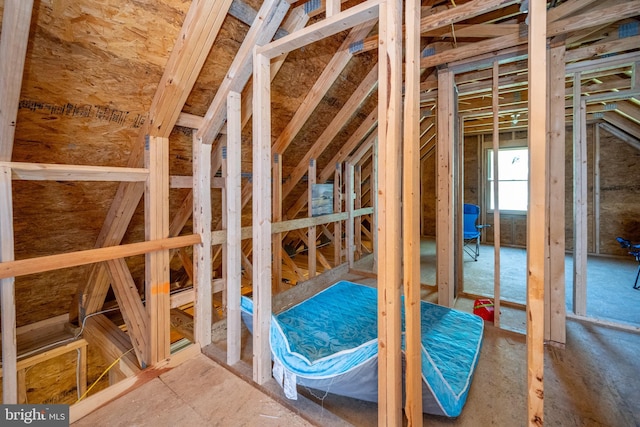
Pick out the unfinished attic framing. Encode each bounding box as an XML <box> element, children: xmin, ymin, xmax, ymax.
<box><xmin>0</xmin><ymin>0</ymin><xmax>639</xmax><ymax>425</ymax></box>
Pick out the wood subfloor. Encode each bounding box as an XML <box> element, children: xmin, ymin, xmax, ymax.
<box><xmin>72</xmin><ymin>354</ymin><xmax>313</xmax><ymax>427</ymax></box>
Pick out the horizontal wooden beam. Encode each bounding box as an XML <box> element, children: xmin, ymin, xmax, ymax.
<box><xmin>1</xmin><ymin>162</ymin><xmax>148</xmax><ymax>182</ymax></box>
<box><xmin>0</xmin><ymin>234</ymin><xmax>201</xmax><ymax>280</ymax></box>
<box><xmin>257</xmin><ymin>0</ymin><xmax>380</xmax><ymax>59</ymax></box>
<box><xmin>169</xmin><ymin>175</ymin><xmax>224</xmax><ymax>189</ymax></box>
<box><xmin>420</xmin><ymin>0</ymin><xmax>519</xmax><ymax>34</ymax></box>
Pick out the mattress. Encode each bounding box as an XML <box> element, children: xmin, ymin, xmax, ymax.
<box><xmin>240</xmin><ymin>280</ymin><xmax>484</xmax><ymax>417</ymax></box>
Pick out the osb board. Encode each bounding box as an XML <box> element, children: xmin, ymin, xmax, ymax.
<box><xmin>596</xmin><ymin>125</ymin><xmax>640</xmax><ymax>255</ymax></box>
<box><xmin>421</xmin><ymin>152</ymin><xmax>436</xmax><ymax>237</ymax></box>
<box><xmin>0</xmin><ymin>343</ymin><xmax>109</xmax><ymax>405</ymax></box>
<box><xmin>463</xmin><ymin>134</ymin><xmax>480</xmax><ymax>205</ymax></box>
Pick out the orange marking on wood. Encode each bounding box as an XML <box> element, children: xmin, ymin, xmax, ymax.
<box><xmin>151</xmin><ymin>282</ymin><xmax>170</xmax><ymax>295</ymax></box>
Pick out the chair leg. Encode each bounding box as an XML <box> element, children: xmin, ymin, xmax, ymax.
<box><xmin>634</xmin><ymin>263</ymin><xmax>640</xmax><ymax>290</ymax></box>
<box><xmin>475</xmin><ymin>237</ymin><xmax>479</xmax><ymax>261</ymax></box>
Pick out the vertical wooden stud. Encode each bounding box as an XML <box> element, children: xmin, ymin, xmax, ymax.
<box><xmin>546</xmin><ymin>43</ymin><xmax>566</xmax><ymax>344</ymax></box>
<box><xmin>308</xmin><ymin>159</ymin><xmax>317</xmax><ymax>278</ymax></box>
<box><xmin>354</xmin><ymin>164</ymin><xmax>362</xmax><ymax>259</ymax></box>
<box><xmin>345</xmin><ymin>163</ymin><xmax>355</xmax><ymax>268</ymax></box>
<box><xmin>334</xmin><ymin>163</ymin><xmax>343</xmax><ymax>266</ymax></box>
<box><xmin>0</xmin><ymin>0</ymin><xmax>34</xmax><ymax>403</ymax></box>
<box><xmin>573</xmin><ymin>73</ymin><xmax>588</xmax><ymax>316</ymax></box>
<box><xmin>1</xmin><ymin>166</ymin><xmax>18</xmax><ymax>403</ymax></box>
<box><xmin>227</xmin><ymin>91</ymin><xmax>242</xmax><ymax>364</ymax></box>
<box><xmin>193</xmin><ymin>132</ymin><xmax>213</xmax><ymax>348</ymax></box>
<box><xmin>437</xmin><ymin>67</ymin><xmax>455</xmax><ymax>308</ymax></box>
<box><xmin>145</xmin><ymin>135</ymin><xmax>171</xmax><ymax>364</ymax></box>
<box><xmin>252</xmin><ymin>50</ymin><xmax>272</xmax><ymax>384</ymax></box>
<box><xmin>378</xmin><ymin>0</ymin><xmax>404</xmax><ymax>422</ymax></box>
<box><xmin>527</xmin><ymin>0</ymin><xmax>547</xmax><ymax>424</ymax></box>
<box><xmin>594</xmin><ymin>124</ymin><xmax>600</xmax><ymax>255</ymax></box>
<box><xmin>272</xmin><ymin>153</ymin><xmax>283</xmax><ymax>291</ymax></box>
<box><xmin>403</xmin><ymin>0</ymin><xmax>423</xmax><ymax>415</ymax></box>
<box><xmin>372</xmin><ymin>139</ymin><xmax>379</xmax><ymax>270</ymax></box>
<box><xmin>78</xmin><ymin>344</ymin><xmax>88</xmax><ymax>398</ymax></box>
<box><xmin>492</xmin><ymin>61</ymin><xmax>502</xmax><ymax>327</ymax></box>
<box><xmin>326</xmin><ymin>0</ymin><xmax>340</xmax><ymax>17</ymax></box>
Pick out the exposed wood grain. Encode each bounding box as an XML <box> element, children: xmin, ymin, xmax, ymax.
<box><xmin>377</xmin><ymin>0</ymin><xmax>404</xmax><ymax>421</ymax></box>
<box><xmin>527</xmin><ymin>1</ymin><xmax>547</xmax><ymax>424</ymax></box>
<box><xmin>257</xmin><ymin>0</ymin><xmax>380</xmax><ymax>59</ymax></box>
<box><xmin>2</xmin><ymin>161</ymin><xmax>148</xmax><ymax>181</ymax></box>
<box><xmin>252</xmin><ymin>51</ymin><xmax>272</xmax><ymax>384</ymax></box>
<box><xmin>226</xmin><ymin>91</ymin><xmax>242</xmax><ymax>364</ymax></box>
<box><xmin>403</xmin><ymin>0</ymin><xmax>422</xmax><ymax>416</ymax></box>
<box><xmin>0</xmin><ymin>234</ymin><xmax>199</xmax><ymax>280</ymax></box>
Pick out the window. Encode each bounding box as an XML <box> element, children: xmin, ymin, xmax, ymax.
<box><xmin>487</xmin><ymin>147</ymin><xmax>528</xmax><ymax>212</ymax></box>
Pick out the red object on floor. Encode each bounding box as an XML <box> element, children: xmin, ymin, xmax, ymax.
<box><xmin>473</xmin><ymin>298</ymin><xmax>495</xmax><ymax>322</ymax></box>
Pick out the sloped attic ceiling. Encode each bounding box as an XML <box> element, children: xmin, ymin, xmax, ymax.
<box><xmin>3</xmin><ymin>0</ymin><xmax>377</xmax><ymax>327</ymax></box>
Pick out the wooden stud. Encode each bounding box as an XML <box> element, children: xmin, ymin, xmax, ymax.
<box><xmin>372</xmin><ymin>139</ymin><xmax>379</xmax><ymax>269</ymax></box>
<box><xmin>252</xmin><ymin>51</ymin><xmax>272</xmax><ymax>384</ymax></box>
<box><xmin>226</xmin><ymin>91</ymin><xmax>243</xmax><ymax>365</ymax></box>
<box><xmin>0</xmin><ymin>166</ymin><xmax>18</xmax><ymax>403</ymax></box>
<box><xmin>492</xmin><ymin>61</ymin><xmax>502</xmax><ymax>328</ymax></box>
<box><xmin>334</xmin><ymin>163</ymin><xmax>343</xmax><ymax>266</ymax></box>
<box><xmin>193</xmin><ymin>130</ymin><xmax>212</xmax><ymax>348</ymax></box>
<box><xmin>437</xmin><ymin>68</ymin><xmax>455</xmax><ymax>308</ymax></box>
<box><xmin>17</xmin><ymin>369</ymin><xmax>26</xmax><ymax>404</ymax></box>
<box><xmin>272</xmin><ymin>154</ymin><xmax>283</xmax><ymax>292</ymax></box>
<box><xmin>420</xmin><ymin>0</ymin><xmax>519</xmax><ymax>34</ymax></box>
<box><xmin>78</xmin><ymin>344</ymin><xmax>88</xmax><ymax>399</ymax></box>
<box><xmin>308</xmin><ymin>159</ymin><xmax>317</xmax><ymax>278</ymax></box>
<box><xmin>572</xmin><ymin>73</ymin><xmax>588</xmax><ymax>317</ymax></box>
<box><xmin>326</xmin><ymin>0</ymin><xmax>341</xmax><ymax>17</ymax></box>
<box><xmin>377</xmin><ymin>0</ymin><xmax>404</xmax><ymax>422</ymax></box>
<box><xmin>403</xmin><ymin>0</ymin><xmax>423</xmax><ymax>415</ymax></box>
<box><xmin>527</xmin><ymin>0</ymin><xmax>547</xmax><ymax>424</ymax></box>
<box><xmin>0</xmin><ymin>0</ymin><xmax>34</xmax><ymax>403</ymax></box>
<box><xmin>145</xmin><ymin>135</ymin><xmax>170</xmax><ymax>364</ymax></box>
<box><xmin>354</xmin><ymin>164</ymin><xmax>362</xmax><ymax>260</ymax></box>
<box><xmin>345</xmin><ymin>163</ymin><xmax>355</xmax><ymax>268</ymax></box>
<box><xmin>546</xmin><ymin>43</ymin><xmax>566</xmax><ymax>344</ymax></box>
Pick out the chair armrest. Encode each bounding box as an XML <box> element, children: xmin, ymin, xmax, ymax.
<box><xmin>476</xmin><ymin>224</ymin><xmax>491</xmax><ymax>229</ymax></box>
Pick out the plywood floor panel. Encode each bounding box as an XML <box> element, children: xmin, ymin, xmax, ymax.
<box><xmin>72</xmin><ymin>354</ymin><xmax>313</xmax><ymax>427</ymax></box>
